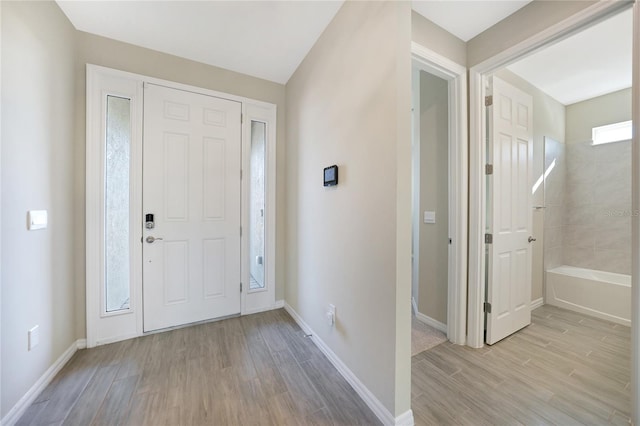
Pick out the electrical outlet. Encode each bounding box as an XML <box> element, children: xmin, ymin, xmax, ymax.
<box><xmin>28</xmin><ymin>325</ymin><xmax>39</xmax><ymax>351</ymax></box>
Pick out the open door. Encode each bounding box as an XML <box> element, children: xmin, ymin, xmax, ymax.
<box><xmin>485</xmin><ymin>76</ymin><xmax>534</xmax><ymax>345</ymax></box>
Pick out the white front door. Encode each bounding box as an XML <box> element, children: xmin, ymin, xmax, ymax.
<box><xmin>142</xmin><ymin>83</ymin><xmax>242</xmax><ymax>332</ymax></box>
<box><xmin>486</xmin><ymin>76</ymin><xmax>534</xmax><ymax>345</ymax></box>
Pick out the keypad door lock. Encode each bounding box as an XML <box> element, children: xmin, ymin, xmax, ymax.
<box><xmin>145</xmin><ymin>213</ymin><xmax>155</xmax><ymax>230</ymax></box>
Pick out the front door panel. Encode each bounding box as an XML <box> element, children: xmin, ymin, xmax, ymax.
<box><xmin>143</xmin><ymin>84</ymin><xmax>241</xmax><ymax>332</ymax></box>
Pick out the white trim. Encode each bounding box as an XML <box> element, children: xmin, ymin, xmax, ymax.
<box><xmin>1</xmin><ymin>339</ymin><xmax>84</xmax><ymax>426</ymax></box>
<box><xmin>411</xmin><ymin>67</ymin><xmax>420</xmax><ymax>315</ymax></box>
<box><xmin>284</xmin><ymin>303</ymin><xmax>413</xmax><ymax>426</ymax></box>
<box><xmin>241</xmin><ymin>104</ymin><xmax>278</xmax><ymax>316</ymax></box>
<box><xmin>467</xmin><ymin>1</ymin><xmax>633</xmax><ymax>349</ymax></box>
<box><xmin>86</xmin><ymin>65</ymin><xmax>143</xmax><ymax>348</ymax></box>
<box><xmin>632</xmin><ymin>3</ymin><xmax>640</xmax><ymax>424</ymax></box>
<box><xmin>530</xmin><ymin>297</ymin><xmax>544</xmax><ymax>311</ymax></box>
<box><xmin>411</xmin><ymin>296</ymin><xmax>418</xmax><ymax>316</ymax></box>
<box><xmin>395</xmin><ymin>409</ymin><xmax>416</xmax><ymax>426</ymax></box>
<box><xmin>411</xmin><ymin>42</ymin><xmax>467</xmax><ymax>346</ymax></box>
<box><xmin>415</xmin><ymin>311</ymin><xmax>447</xmax><ymax>334</ymax></box>
<box><xmin>242</xmin><ymin>299</ymin><xmax>284</xmax><ymax>316</ymax></box>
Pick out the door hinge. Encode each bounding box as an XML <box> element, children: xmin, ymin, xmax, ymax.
<box><xmin>485</xmin><ymin>164</ymin><xmax>493</xmax><ymax>175</ymax></box>
<box><xmin>240</xmin><ymin>226</ymin><xmax>243</xmax><ymax>237</ymax></box>
<box><xmin>240</xmin><ymin>282</ymin><xmax>243</xmax><ymax>292</ymax></box>
<box><xmin>449</xmin><ymin>238</ymin><xmax>452</xmax><ymax>245</ymax></box>
<box><xmin>485</xmin><ymin>95</ymin><xmax>493</xmax><ymax>106</ymax></box>
<box><xmin>485</xmin><ymin>233</ymin><xmax>493</xmax><ymax>244</ymax></box>
<box><xmin>240</xmin><ymin>169</ymin><xmax>243</xmax><ymax>180</ymax></box>
<box><xmin>484</xmin><ymin>302</ymin><xmax>492</xmax><ymax>313</ymax></box>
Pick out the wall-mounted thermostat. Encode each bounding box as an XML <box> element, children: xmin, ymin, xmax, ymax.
<box><xmin>324</xmin><ymin>165</ymin><xmax>338</xmax><ymax>187</ymax></box>
<box><xmin>27</xmin><ymin>210</ymin><xmax>48</xmax><ymax>230</ymax></box>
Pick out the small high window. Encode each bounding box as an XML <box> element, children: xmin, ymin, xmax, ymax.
<box><xmin>592</xmin><ymin>120</ymin><xmax>632</xmax><ymax>145</ymax></box>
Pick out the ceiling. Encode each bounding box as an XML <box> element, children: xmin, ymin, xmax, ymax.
<box><xmin>56</xmin><ymin>0</ymin><xmax>344</xmax><ymax>84</ymax></box>
<box><xmin>411</xmin><ymin>0</ymin><xmax>532</xmax><ymax>42</ymax></box>
<box><xmin>506</xmin><ymin>8</ymin><xmax>633</xmax><ymax>105</ymax></box>
<box><xmin>58</xmin><ymin>0</ymin><xmax>533</xmax><ymax>85</ymax></box>
<box><xmin>57</xmin><ymin>1</ymin><xmax>632</xmax><ymax>103</ymax></box>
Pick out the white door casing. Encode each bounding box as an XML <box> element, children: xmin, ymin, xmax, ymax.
<box><xmin>486</xmin><ymin>76</ymin><xmax>533</xmax><ymax>345</ymax></box>
<box><xmin>242</xmin><ymin>103</ymin><xmax>277</xmax><ymax>315</ymax></box>
<box><xmin>142</xmin><ymin>83</ymin><xmax>242</xmax><ymax>332</ymax></box>
<box><xmin>411</xmin><ymin>42</ymin><xmax>468</xmax><ymax>345</ymax></box>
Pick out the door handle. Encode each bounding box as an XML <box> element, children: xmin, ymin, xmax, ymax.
<box><xmin>528</xmin><ymin>236</ymin><xmax>537</xmax><ymax>243</ymax></box>
<box><xmin>146</xmin><ymin>236</ymin><xmax>164</xmax><ymax>243</ymax></box>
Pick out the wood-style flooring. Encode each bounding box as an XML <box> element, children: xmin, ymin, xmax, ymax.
<box><xmin>16</xmin><ymin>309</ymin><xmax>380</xmax><ymax>426</ymax></box>
<box><xmin>412</xmin><ymin>305</ymin><xmax>631</xmax><ymax>425</ymax></box>
<box><xmin>18</xmin><ymin>305</ymin><xmax>631</xmax><ymax>425</ymax></box>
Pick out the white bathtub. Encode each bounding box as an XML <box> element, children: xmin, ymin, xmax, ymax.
<box><xmin>545</xmin><ymin>265</ymin><xmax>631</xmax><ymax>326</ymax></box>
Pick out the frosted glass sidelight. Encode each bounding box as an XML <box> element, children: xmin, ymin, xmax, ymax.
<box><xmin>249</xmin><ymin>121</ymin><xmax>266</xmax><ymax>290</ymax></box>
<box><xmin>105</xmin><ymin>96</ymin><xmax>131</xmax><ymax>312</ymax></box>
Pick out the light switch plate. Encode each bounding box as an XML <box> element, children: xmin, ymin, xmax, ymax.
<box><xmin>28</xmin><ymin>325</ymin><xmax>39</xmax><ymax>350</ymax></box>
<box><xmin>424</xmin><ymin>211</ymin><xmax>436</xmax><ymax>224</ymax></box>
<box><xmin>27</xmin><ymin>210</ymin><xmax>47</xmax><ymax>230</ymax></box>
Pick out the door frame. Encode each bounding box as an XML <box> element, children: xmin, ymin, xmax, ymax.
<box><xmin>85</xmin><ymin>64</ymin><xmax>277</xmax><ymax>347</ymax></box>
<box><xmin>468</xmin><ymin>1</ymin><xmax>635</xmax><ymax>348</ymax></box>
<box><xmin>411</xmin><ymin>42</ymin><xmax>467</xmax><ymax>345</ymax></box>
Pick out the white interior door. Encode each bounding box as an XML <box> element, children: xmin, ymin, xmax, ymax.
<box><xmin>486</xmin><ymin>76</ymin><xmax>533</xmax><ymax>345</ymax></box>
<box><xmin>142</xmin><ymin>83</ymin><xmax>242</xmax><ymax>332</ymax></box>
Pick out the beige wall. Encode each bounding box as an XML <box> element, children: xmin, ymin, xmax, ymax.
<box><xmin>74</xmin><ymin>32</ymin><xmax>287</xmax><ymax>338</ymax></box>
<box><xmin>411</xmin><ymin>11</ymin><xmax>466</xmax><ymax>67</ymax></box>
<box><xmin>285</xmin><ymin>0</ymin><xmax>412</xmax><ymax>416</ymax></box>
<box><xmin>495</xmin><ymin>69</ymin><xmax>565</xmax><ymax>302</ymax></box>
<box><xmin>566</xmin><ymin>88</ymin><xmax>632</xmax><ymax>143</ymax></box>
<box><xmin>467</xmin><ymin>1</ymin><xmax>600</xmax><ymax>67</ymax></box>
<box><xmin>1</xmin><ymin>1</ymin><xmax>77</xmax><ymax>417</ymax></box>
<box><xmin>417</xmin><ymin>71</ymin><xmax>449</xmax><ymax>324</ymax></box>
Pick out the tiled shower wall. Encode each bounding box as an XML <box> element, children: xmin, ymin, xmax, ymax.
<box><xmin>544</xmin><ymin>139</ymin><xmax>632</xmax><ymax>275</ymax></box>
<box><xmin>543</xmin><ymin>138</ymin><xmax>565</xmax><ymax>271</ymax></box>
<box><xmin>563</xmin><ymin>140</ymin><xmax>631</xmax><ymax>274</ymax></box>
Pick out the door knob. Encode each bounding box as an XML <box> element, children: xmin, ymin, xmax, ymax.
<box><xmin>528</xmin><ymin>236</ymin><xmax>537</xmax><ymax>243</ymax></box>
<box><xmin>146</xmin><ymin>236</ymin><xmax>163</xmax><ymax>243</ymax></box>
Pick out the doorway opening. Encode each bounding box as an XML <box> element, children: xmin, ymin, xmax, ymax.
<box><xmin>410</xmin><ymin>43</ymin><xmax>467</xmax><ymax>347</ymax></box>
<box><xmin>468</xmin><ymin>0</ymin><xmax>635</xmax><ymax>349</ymax></box>
<box><xmin>411</xmin><ymin>68</ymin><xmax>450</xmax><ymax>352</ymax></box>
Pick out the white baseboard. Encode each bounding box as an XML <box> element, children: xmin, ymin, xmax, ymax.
<box><xmin>1</xmin><ymin>338</ymin><xmax>84</xmax><ymax>426</ymax></box>
<box><xmin>530</xmin><ymin>297</ymin><xmax>544</xmax><ymax>310</ymax></box>
<box><xmin>395</xmin><ymin>409</ymin><xmax>416</xmax><ymax>426</ymax></box>
<box><xmin>284</xmin><ymin>302</ymin><xmax>414</xmax><ymax>426</ymax></box>
<box><xmin>414</xmin><ymin>311</ymin><xmax>447</xmax><ymax>334</ymax></box>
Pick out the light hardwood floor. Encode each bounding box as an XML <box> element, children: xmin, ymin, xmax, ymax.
<box><xmin>16</xmin><ymin>309</ymin><xmax>380</xmax><ymax>426</ymax></box>
<box><xmin>17</xmin><ymin>305</ymin><xmax>631</xmax><ymax>425</ymax></box>
<box><xmin>412</xmin><ymin>305</ymin><xmax>631</xmax><ymax>425</ymax></box>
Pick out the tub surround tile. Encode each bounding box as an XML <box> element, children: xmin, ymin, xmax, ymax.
<box><xmin>594</xmin><ymin>226</ymin><xmax>631</xmax><ymax>252</ymax></box>
<box><xmin>548</xmin><ymin>138</ymin><xmax>631</xmax><ymax>275</ymax></box>
<box><xmin>593</xmin><ymin>250</ymin><xmax>631</xmax><ymax>275</ymax></box>
<box><xmin>563</xmin><ymin>246</ymin><xmax>596</xmax><ymax>271</ymax></box>
<box><xmin>566</xmin><ymin>141</ymin><xmax>593</xmax><ymax>166</ymax></box>
<box><xmin>565</xmin><ymin>182</ymin><xmax>594</xmax><ymax>208</ymax></box>
<box><xmin>593</xmin><ymin>140</ymin><xmax>631</xmax><ymax>165</ymax></box>
<box><xmin>543</xmin><ymin>247</ymin><xmax>563</xmax><ymax>271</ymax></box>
<box><xmin>564</xmin><ymin>225</ymin><xmax>595</xmax><ymax>249</ymax></box>
<box><xmin>564</xmin><ymin>204</ymin><xmax>594</xmax><ymax>227</ymax></box>
<box><xmin>543</xmin><ymin>226</ymin><xmax>563</xmax><ymax>250</ymax></box>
